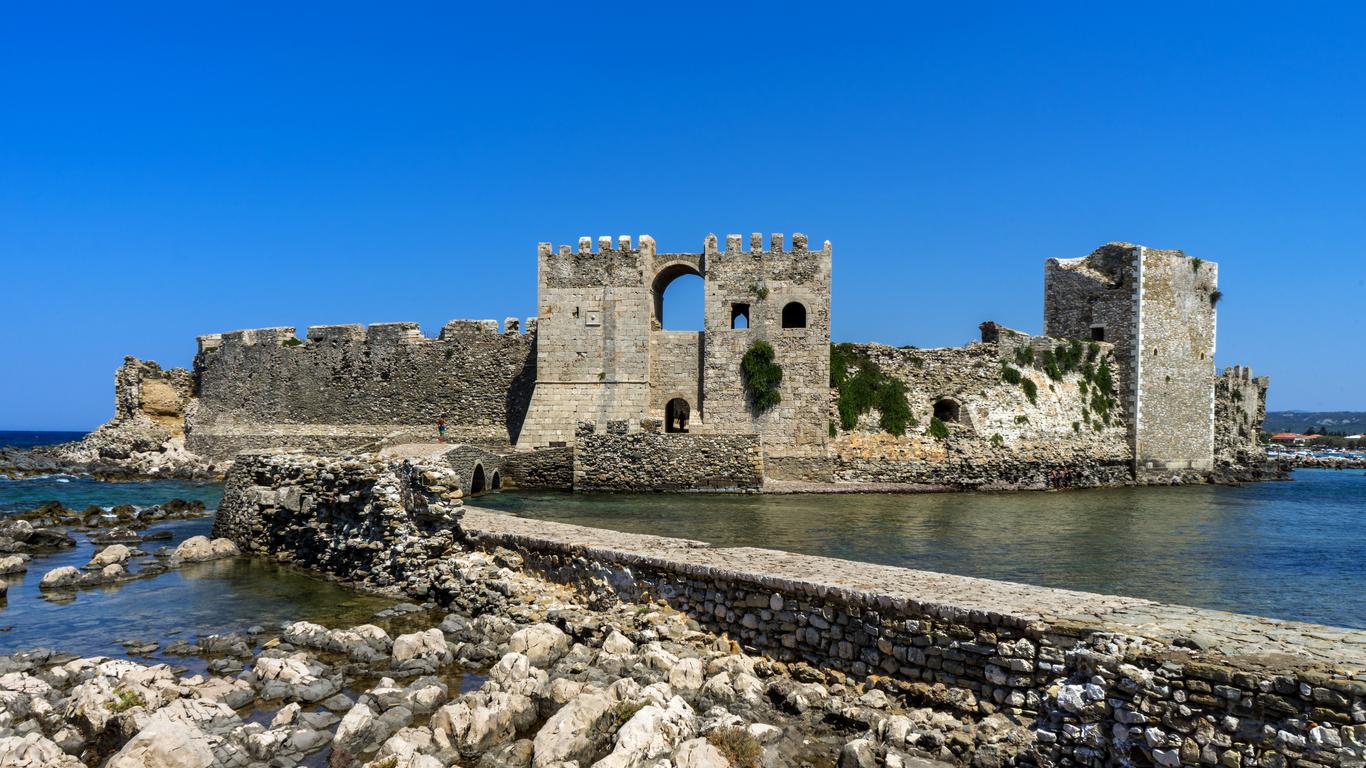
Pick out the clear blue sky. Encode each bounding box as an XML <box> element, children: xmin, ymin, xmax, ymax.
<box><xmin>3</xmin><ymin>2</ymin><xmax>1364</xmax><ymax>430</ymax></box>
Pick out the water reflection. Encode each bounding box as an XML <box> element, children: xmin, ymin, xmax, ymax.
<box><xmin>477</xmin><ymin>470</ymin><xmax>1366</xmax><ymax>628</ymax></box>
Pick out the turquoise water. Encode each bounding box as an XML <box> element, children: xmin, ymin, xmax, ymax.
<box><xmin>476</xmin><ymin>469</ymin><xmax>1366</xmax><ymax>629</ymax></box>
<box><xmin>0</xmin><ymin>473</ymin><xmax>395</xmax><ymax>661</ymax></box>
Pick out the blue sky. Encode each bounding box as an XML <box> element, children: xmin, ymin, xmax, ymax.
<box><xmin>3</xmin><ymin>2</ymin><xmax>1364</xmax><ymax>430</ymax></box>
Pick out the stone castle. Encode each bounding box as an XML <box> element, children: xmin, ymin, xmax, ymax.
<box><xmin>115</xmin><ymin>234</ymin><xmax>1270</xmax><ymax>492</ymax></box>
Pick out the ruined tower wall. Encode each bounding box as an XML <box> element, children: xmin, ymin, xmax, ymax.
<box><xmin>1134</xmin><ymin>248</ymin><xmax>1218</xmax><ymax>472</ymax></box>
<box><xmin>187</xmin><ymin>321</ymin><xmax>535</xmax><ymax>461</ymax></box>
<box><xmin>701</xmin><ymin>233</ymin><xmax>832</xmax><ymax>479</ymax></box>
<box><xmin>1215</xmin><ymin>365</ymin><xmax>1270</xmax><ymax>469</ymax></box>
<box><xmin>830</xmin><ymin>333</ymin><xmax>1132</xmax><ymax>488</ymax></box>
<box><xmin>1045</xmin><ymin>243</ymin><xmax>1218</xmax><ymax>475</ymax></box>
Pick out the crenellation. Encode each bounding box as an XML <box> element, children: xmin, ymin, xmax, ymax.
<box><xmin>196</xmin><ymin>334</ymin><xmax>223</xmax><ymax>354</ymax></box>
<box><xmin>578</xmin><ymin>236</ymin><xmax>592</xmax><ymax>254</ymax></box>
<box><xmin>771</xmin><ymin>232</ymin><xmax>784</xmax><ymax>252</ymax></box>
<box><xmin>726</xmin><ymin>233</ymin><xmax>742</xmax><ymax>253</ymax></box>
<box><xmin>598</xmin><ymin>235</ymin><xmax>612</xmax><ymax>252</ymax></box>
<box><xmin>365</xmin><ymin>321</ymin><xmax>425</xmax><ymax>344</ymax></box>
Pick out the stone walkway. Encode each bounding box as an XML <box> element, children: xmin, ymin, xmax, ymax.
<box><xmin>463</xmin><ymin>507</ymin><xmax>1366</xmax><ymax>681</ymax></box>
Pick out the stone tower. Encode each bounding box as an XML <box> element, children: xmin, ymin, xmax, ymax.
<box><xmin>1044</xmin><ymin>243</ymin><xmax>1219</xmax><ymax>474</ymax></box>
<box><xmin>516</xmin><ymin>233</ymin><xmax>832</xmax><ymax>474</ymax></box>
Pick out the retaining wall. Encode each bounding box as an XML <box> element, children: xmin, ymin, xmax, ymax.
<box><xmin>215</xmin><ymin>452</ymin><xmax>1365</xmax><ymax>768</ymax></box>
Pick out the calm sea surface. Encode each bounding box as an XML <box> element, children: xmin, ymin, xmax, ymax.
<box><xmin>477</xmin><ymin>469</ymin><xmax>1366</xmax><ymax>629</ymax></box>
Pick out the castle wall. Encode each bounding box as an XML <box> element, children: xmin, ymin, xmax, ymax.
<box><xmin>1135</xmin><ymin>248</ymin><xmax>1218</xmax><ymax>472</ymax></box>
<box><xmin>187</xmin><ymin>320</ymin><xmax>535</xmax><ymax>461</ymax></box>
<box><xmin>701</xmin><ymin>234</ymin><xmax>832</xmax><ymax>466</ymax></box>
<box><xmin>574</xmin><ymin>423</ymin><xmax>763</xmax><ymax>492</ymax></box>
<box><xmin>1045</xmin><ymin>243</ymin><xmax>1218</xmax><ymax>475</ymax></box>
<box><xmin>830</xmin><ymin>333</ymin><xmax>1132</xmax><ymax>488</ymax></box>
<box><xmin>1215</xmin><ymin>365</ymin><xmax>1270</xmax><ymax>470</ymax></box>
<box><xmin>648</xmin><ymin>331</ymin><xmax>703</xmax><ymax>420</ymax></box>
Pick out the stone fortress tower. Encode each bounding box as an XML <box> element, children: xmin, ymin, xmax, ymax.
<box><xmin>517</xmin><ymin>233</ymin><xmax>832</xmax><ymax>475</ymax></box>
<box><xmin>1044</xmin><ymin>243</ymin><xmax>1221</xmax><ymax>475</ymax></box>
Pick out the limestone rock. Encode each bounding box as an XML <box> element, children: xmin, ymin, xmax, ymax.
<box><xmin>38</xmin><ymin>566</ymin><xmax>82</xmax><ymax>589</ymax></box>
<box><xmin>172</xmin><ymin>536</ymin><xmax>239</xmax><ymax>562</ymax></box>
<box><xmin>673</xmin><ymin>737</ymin><xmax>732</xmax><ymax>768</ymax></box>
<box><xmin>87</xmin><ymin>543</ymin><xmax>132</xmax><ymax>569</ymax></box>
<box><xmin>393</xmin><ymin>628</ymin><xmax>452</xmax><ymax>667</ymax></box>
<box><xmin>509</xmin><ymin>623</ymin><xmax>570</xmax><ymax>667</ymax></box>
<box><xmin>531</xmin><ymin>691</ymin><xmax>614</xmax><ymax>767</ymax></box>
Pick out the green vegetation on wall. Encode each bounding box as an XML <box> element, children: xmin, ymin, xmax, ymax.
<box><xmin>741</xmin><ymin>341</ymin><xmax>783</xmax><ymax>412</ymax></box>
<box><xmin>928</xmin><ymin>416</ymin><xmax>950</xmax><ymax>440</ymax></box>
<box><xmin>830</xmin><ymin>344</ymin><xmax>916</xmax><ymax>436</ymax></box>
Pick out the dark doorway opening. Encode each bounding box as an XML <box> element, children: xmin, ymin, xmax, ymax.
<box><xmin>781</xmin><ymin>302</ymin><xmax>807</xmax><ymax>328</ymax></box>
<box><xmin>665</xmin><ymin>398</ymin><xmax>691</xmax><ymax>433</ymax></box>
<box><xmin>1091</xmin><ymin>326</ymin><xmax>1106</xmax><ymax>342</ymax></box>
<box><xmin>471</xmin><ymin>464</ymin><xmax>487</xmax><ymax>494</ymax></box>
<box><xmin>933</xmin><ymin>398</ymin><xmax>960</xmax><ymax>424</ymax></box>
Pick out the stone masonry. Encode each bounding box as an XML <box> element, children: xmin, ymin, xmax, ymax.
<box><xmin>92</xmin><ymin>234</ymin><xmax>1274</xmax><ymax>490</ymax></box>
<box><xmin>1046</xmin><ymin>244</ymin><xmax>1223</xmax><ymax>476</ymax></box>
<box><xmin>213</xmin><ymin>453</ymin><xmax>1366</xmax><ymax>768</ymax></box>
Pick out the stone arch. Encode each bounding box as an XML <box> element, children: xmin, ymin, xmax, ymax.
<box><xmin>665</xmin><ymin>397</ymin><xmax>691</xmax><ymax>433</ymax></box>
<box><xmin>781</xmin><ymin>301</ymin><xmax>807</xmax><ymax>328</ymax></box>
<box><xmin>651</xmin><ymin>262</ymin><xmax>704</xmax><ymax>330</ymax></box>
<box><xmin>933</xmin><ymin>398</ymin><xmax>961</xmax><ymax>424</ymax></box>
<box><xmin>471</xmin><ymin>463</ymin><xmax>487</xmax><ymax>494</ymax></box>
<box><xmin>490</xmin><ymin>470</ymin><xmax>502</xmax><ymax>490</ymax></box>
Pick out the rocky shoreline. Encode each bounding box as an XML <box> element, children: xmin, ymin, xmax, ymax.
<box><xmin>0</xmin><ymin>527</ymin><xmax>995</xmax><ymax>767</ymax></box>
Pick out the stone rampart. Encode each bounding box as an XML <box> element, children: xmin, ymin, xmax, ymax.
<box><xmin>830</xmin><ymin>330</ymin><xmax>1133</xmax><ymax>490</ymax></box>
<box><xmin>502</xmin><ymin>446</ymin><xmax>575</xmax><ymax>489</ymax></box>
<box><xmin>456</xmin><ymin>509</ymin><xmax>1365</xmax><ymax>768</ymax></box>
<box><xmin>188</xmin><ymin>320</ymin><xmax>535</xmax><ymax>461</ymax></box>
<box><xmin>1216</xmin><ymin>366</ymin><xmax>1273</xmax><ymax>476</ymax></box>
<box><xmin>214</xmin><ymin>455</ymin><xmax>1366</xmax><ymax>767</ymax></box>
<box><xmin>574</xmin><ymin>422</ymin><xmax>763</xmax><ymax>492</ymax></box>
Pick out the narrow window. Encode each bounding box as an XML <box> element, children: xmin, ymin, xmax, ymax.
<box><xmin>731</xmin><ymin>303</ymin><xmax>750</xmax><ymax>329</ymax></box>
<box><xmin>781</xmin><ymin>302</ymin><xmax>807</xmax><ymax>328</ymax></box>
<box><xmin>1090</xmin><ymin>326</ymin><xmax>1105</xmax><ymax>342</ymax></box>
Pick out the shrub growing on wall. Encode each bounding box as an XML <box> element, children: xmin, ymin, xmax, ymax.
<box><xmin>830</xmin><ymin>344</ymin><xmax>916</xmax><ymax>436</ymax></box>
<box><xmin>741</xmin><ymin>340</ymin><xmax>783</xmax><ymax>412</ymax></box>
<box><xmin>928</xmin><ymin>416</ymin><xmax>950</xmax><ymax>440</ymax></box>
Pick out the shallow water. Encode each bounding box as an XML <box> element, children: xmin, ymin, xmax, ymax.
<box><xmin>476</xmin><ymin>469</ymin><xmax>1366</xmax><ymax>629</ymax></box>
<box><xmin>0</xmin><ymin>475</ymin><xmax>395</xmax><ymax>662</ymax></box>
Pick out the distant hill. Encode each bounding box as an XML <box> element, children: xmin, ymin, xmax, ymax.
<box><xmin>1265</xmin><ymin>411</ymin><xmax>1366</xmax><ymax>434</ymax></box>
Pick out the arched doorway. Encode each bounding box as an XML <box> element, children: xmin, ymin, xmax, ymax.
<box><xmin>471</xmin><ymin>464</ymin><xmax>487</xmax><ymax>494</ymax></box>
<box><xmin>651</xmin><ymin>263</ymin><xmax>704</xmax><ymax>331</ymax></box>
<box><xmin>490</xmin><ymin>470</ymin><xmax>502</xmax><ymax>490</ymax></box>
<box><xmin>781</xmin><ymin>302</ymin><xmax>807</xmax><ymax>328</ymax></box>
<box><xmin>665</xmin><ymin>398</ymin><xmax>691</xmax><ymax>433</ymax></box>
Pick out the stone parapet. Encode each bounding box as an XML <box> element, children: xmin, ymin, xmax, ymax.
<box><xmin>574</xmin><ymin>429</ymin><xmax>764</xmax><ymax>492</ymax></box>
<box><xmin>456</xmin><ymin>508</ymin><xmax>1365</xmax><ymax>768</ymax></box>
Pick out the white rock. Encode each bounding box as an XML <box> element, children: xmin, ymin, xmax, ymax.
<box><xmin>334</xmin><ymin>701</ymin><xmax>380</xmax><ymax>753</ymax></box>
<box><xmin>88</xmin><ymin>544</ymin><xmax>131</xmax><ymax>569</ymax></box>
<box><xmin>106</xmin><ymin>719</ymin><xmax>218</xmax><ymax>768</ymax></box>
<box><xmin>673</xmin><ymin>737</ymin><xmax>732</xmax><ymax>768</ymax></box>
<box><xmin>594</xmin><ymin>696</ymin><xmax>697</xmax><ymax>768</ymax></box>
<box><xmin>601</xmin><ymin>631</ymin><xmax>635</xmax><ymax>656</ymax></box>
<box><xmin>172</xmin><ymin>536</ymin><xmax>240</xmax><ymax>562</ymax></box>
<box><xmin>39</xmin><ymin>566</ymin><xmax>82</xmax><ymax>589</ymax></box>
<box><xmin>669</xmin><ymin>657</ymin><xmax>705</xmax><ymax>694</ymax></box>
<box><xmin>509</xmin><ymin>623</ymin><xmax>570</xmax><ymax>667</ymax></box>
<box><xmin>532</xmin><ymin>691</ymin><xmax>613</xmax><ymax>767</ymax></box>
<box><xmin>392</xmin><ymin>629</ymin><xmax>451</xmax><ymax>666</ymax></box>
<box><xmin>0</xmin><ymin>554</ymin><xmax>28</xmax><ymax>575</ymax></box>
<box><xmin>0</xmin><ymin>733</ymin><xmax>85</xmax><ymax>767</ymax></box>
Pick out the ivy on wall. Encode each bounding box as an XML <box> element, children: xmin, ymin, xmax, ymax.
<box><xmin>741</xmin><ymin>341</ymin><xmax>783</xmax><ymax>412</ymax></box>
<box><xmin>830</xmin><ymin>344</ymin><xmax>915</xmax><ymax>436</ymax></box>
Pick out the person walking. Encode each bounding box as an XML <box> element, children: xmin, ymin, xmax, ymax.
<box><xmin>436</xmin><ymin>416</ymin><xmax>447</xmax><ymax>443</ymax></box>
